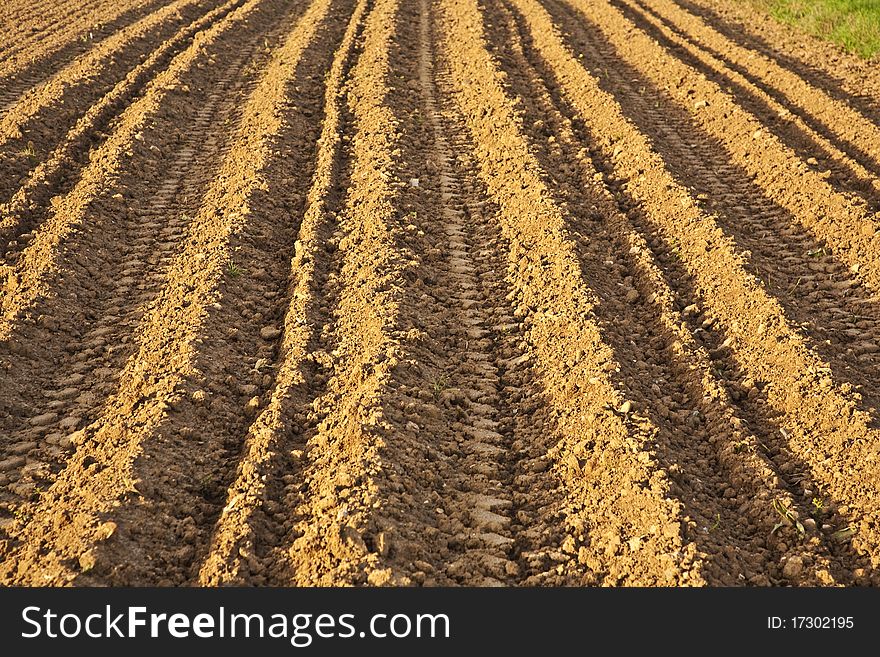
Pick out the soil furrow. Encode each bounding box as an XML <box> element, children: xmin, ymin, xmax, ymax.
<box><xmin>402</xmin><ymin>0</ymin><xmax>547</xmax><ymax>586</ymax></box>
<box><xmin>490</xmin><ymin>0</ymin><xmax>847</xmax><ymax>585</ymax></box>
<box><xmin>615</xmin><ymin>0</ymin><xmax>880</xmax><ymax>209</ymax></box>
<box><xmin>0</xmin><ymin>0</ymin><xmax>226</xmax><ymax>207</ymax></box>
<box><xmin>631</xmin><ymin>0</ymin><xmax>880</xmax><ymax>179</ymax></box>
<box><xmin>0</xmin><ymin>0</ymin><xmax>170</xmax><ymax>85</ymax></box>
<box><xmin>198</xmin><ymin>0</ymin><xmax>370</xmax><ymax>586</ymax></box>
<box><xmin>438</xmin><ymin>0</ymin><xmax>705</xmax><ymax>586</ymax></box>
<box><xmin>0</xmin><ymin>36</ymin><xmax>261</xmax><ymax>516</ymax></box>
<box><xmin>313</xmin><ymin>0</ymin><xmax>589</xmax><ymax>586</ymax></box>
<box><xmin>541</xmin><ymin>0</ymin><xmax>880</xmax><ymax>448</ymax></box>
<box><xmin>0</xmin><ymin>1</ymin><xmax>109</xmax><ymax>62</ymax></box>
<box><xmin>75</xmin><ymin>0</ymin><xmax>351</xmax><ymax>586</ymax></box>
<box><xmin>0</xmin><ymin>0</ymin><xmax>271</xmax><ymax>341</ymax></box>
<box><xmin>677</xmin><ymin>0</ymin><xmax>880</xmax><ymax>125</ymax></box>
<box><xmin>261</xmin><ymin>0</ymin><xmax>412</xmax><ymax>587</ymax></box>
<box><xmin>508</xmin><ymin>0</ymin><xmax>880</xmax><ymax>577</ymax></box>
<box><xmin>0</xmin><ymin>0</ymin><xmax>327</xmax><ymax>585</ymax></box>
<box><xmin>0</xmin><ymin>0</ymin><xmax>245</xmax><ymax>256</ymax></box>
<box><xmin>0</xmin><ymin>0</ymin><xmax>208</xmax><ymax>128</ymax></box>
<box><xmin>560</xmin><ymin>0</ymin><xmax>880</xmax><ymax>297</ymax></box>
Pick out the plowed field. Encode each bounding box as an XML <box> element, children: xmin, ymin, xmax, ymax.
<box><xmin>2</xmin><ymin>0</ymin><xmax>880</xmax><ymax>586</ymax></box>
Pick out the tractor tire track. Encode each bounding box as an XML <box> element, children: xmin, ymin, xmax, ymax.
<box><xmin>0</xmin><ymin>0</ymin><xmax>242</xmax><ymax>251</ymax></box>
<box><xmin>0</xmin><ymin>0</ymin><xmax>316</xmax><ymax>584</ymax></box>
<box><xmin>508</xmin><ymin>0</ymin><xmax>880</xmax><ymax>577</ymax></box>
<box><xmin>488</xmin><ymin>0</ymin><xmax>852</xmax><ymax>585</ymax></box>
<box><xmin>0</xmin><ymin>0</ymin><xmax>171</xmax><ymax>92</ymax></box>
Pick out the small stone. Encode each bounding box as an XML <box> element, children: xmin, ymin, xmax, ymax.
<box><xmin>409</xmin><ymin>178</ymin><xmax>420</xmax><ymax>188</ymax></box>
<box><xmin>9</xmin><ymin>442</ymin><xmax>36</xmax><ymax>455</ymax></box>
<box><xmin>260</xmin><ymin>326</ymin><xmax>281</xmax><ymax>341</ymax></box>
<box><xmin>79</xmin><ymin>550</ymin><xmax>97</xmax><ymax>572</ymax></box>
<box><xmin>530</xmin><ymin>459</ymin><xmax>549</xmax><ymax>473</ymax></box>
<box><xmin>405</xmin><ymin>421</ymin><xmax>420</xmax><ymax>433</ymax></box>
<box><xmin>245</xmin><ymin>396</ymin><xmax>261</xmax><ymax>414</ymax></box>
<box><xmin>96</xmin><ymin>521</ymin><xmax>117</xmax><ymax>541</ymax></box>
<box><xmin>367</xmin><ymin>569</ymin><xmax>393</xmax><ymax>586</ymax></box>
<box><xmin>625</xmin><ymin>289</ymin><xmax>639</xmax><ymax>304</ymax></box>
<box><xmin>413</xmin><ymin>560</ymin><xmax>433</xmax><ymax>572</ymax></box>
<box><xmin>578</xmin><ymin>546</ymin><xmax>591</xmax><ymax>565</ymax></box>
<box><xmin>618</xmin><ymin>400</ymin><xmax>632</xmax><ymax>414</ymax></box>
<box><xmin>52</xmin><ymin>387</ymin><xmax>80</xmax><ymax>400</ymax></box>
<box><xmin>782</xmin><ymin>556</ymin><xmax>804</xmax><ymax>579</ymax></box>
<box><xmin>342</xmin><ymin>526</ymin><xmax>367</xmax><ymax>553</ymax></box>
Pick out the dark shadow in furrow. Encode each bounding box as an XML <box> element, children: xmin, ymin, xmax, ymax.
<box><xmin>335</xmin><ymin>0</ymin><xmax>468</xmax><ymax>582</ymax></box>
<box><xmin>0</xmin><ymin>0</ymin><xmax>227</xmax><ymax>214</ymax></box>
<box><xmin>508</xmin><ymin>0</ymin><xmax>872</xmax><ymax>582</ymax></box>
<box><xmin>0</xmin><ymin>0</ymin><xmax>118</xmax><ymax>65</ymax></box>
<box><xmin>73</xmin><ymin>1</ymin><xmax>356</xmax><ymax>586</ymax></box>
<box><xmin>486</xmin><ymin>0</ymin><xmax>780</xmax><ymax>585</ymax></box>
<box><xmin>251</xmin><ymin>4</ymin><xmax>369</xmax><ymax>587</ymax></box>
<box><xmin>623</xmin><ymin>0</ymin><xmax>880</xmax><ymax>202</ymax></box>
<box><xmin>0</xmin><ymin>0</ymin><xmax>172</xmax><ymax>92</ymax></box>
<box><xmin>667</xmin><ymin>0</ymin><xmax>880</xmax><ymax>127</ymax></box>
<box><xmin>541</xmin><ymin>0</ymin><xmax>880</xmax><ymax>430</ymax></box>
<box><xmin>378</xmin><ymin>1</ymin><xmax>577</xmax><ymax>583</ymax></box>
<box><xmin>0</xmin><ymin>7</ymin><xmax>281</xmax><ymax>523</ymax></box>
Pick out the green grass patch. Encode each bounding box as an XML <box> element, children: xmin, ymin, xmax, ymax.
<box><xmin>744</xmin><ymin>0</ymin><xmax>880</xmax><ymax>58</ymax></box>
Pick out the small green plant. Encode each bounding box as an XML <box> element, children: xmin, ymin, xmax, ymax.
<box><xmin>708</xmin><ymin>513</ymin><xmax>721</xmax><ymax>533</ymax></box>
<box><xmin>811</xmin><ymin>497</ymin><xmax>825</xmax><ymax>514</ymax></box>
<box><xmin>732</xmin><ymin>439</ymin><xmax>751</xmax><ymax>454</ymax></box>
<box><xmin>18</xmin><ymin>140</ymin><xmax>37</xmax><ymax>160</ymax></box>
<box><xmin>226</xmin><ymin>262</ymin><xmax>243</xmax><ymax>279</ymax></box>
<box><xmin>12</xmin><ymin>504</ymin><xmax>31</xmax><ymax>525</ymax></box>
<box><xmin>432</xmin><ymin>373</ymin><xmax>449</xmax><ymax>398</ymax></box>
<box><xmin>199</xmin><ymin>473</ymin><xmax>217</xmax><ymax>496</ymax></box>
<box><xmin>771</xmin><ymin>498</ymin><xmax>805</xmax><ymax>536</ymax></box>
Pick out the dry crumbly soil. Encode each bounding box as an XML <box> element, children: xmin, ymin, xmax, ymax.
<box><xmin>1</xmin><ymin>0</ymin><xmax>880</xmax><ymax>586</ymax></box>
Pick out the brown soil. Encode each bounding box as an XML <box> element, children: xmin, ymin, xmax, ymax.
<box><xmin>1</xmin><ymin>0</ymin><xmax>879</xmax><ymax>586</ymax></box>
